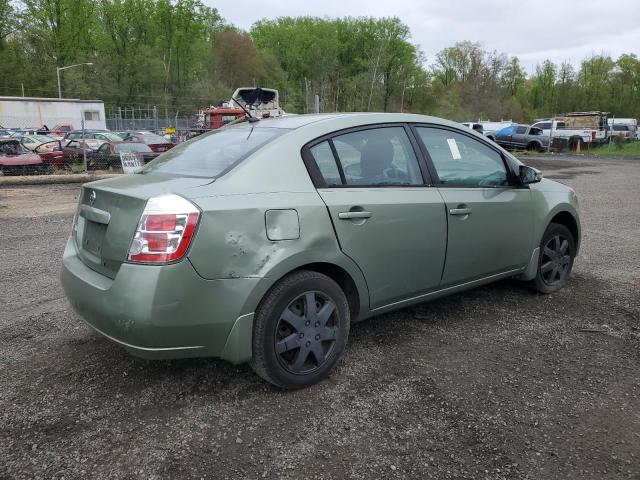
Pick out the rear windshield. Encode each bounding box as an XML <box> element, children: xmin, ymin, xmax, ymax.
<box><xmin>115</xmin><ymin>143</ymin><xmax>152</xmax><ymax>153</ymax></box>
<box><xmin>142</xmin><ymin>126</ymin><xmax>284</xmax><ymax>178</ymax></box>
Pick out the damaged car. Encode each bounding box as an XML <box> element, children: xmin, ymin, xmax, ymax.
<box><xmin>61</xmin><ymin>113</ymin><xmax>581</xmax><ymax>389</ymax></box>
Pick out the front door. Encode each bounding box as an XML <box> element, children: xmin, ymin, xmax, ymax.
<box><xmin>306</xmin><ymin>126</ymin><xmax>447</xmax><ymax>309</ymax></box>
<box><xmin>413</xmin><ymin>126</ymin><xmax>534</xmax><ymax>286</ymax></box>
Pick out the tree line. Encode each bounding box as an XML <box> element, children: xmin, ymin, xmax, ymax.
<box><xmin>1</xmin><ymin>0</ymin><xmax>638</xmax><ymax>123</ymax></box>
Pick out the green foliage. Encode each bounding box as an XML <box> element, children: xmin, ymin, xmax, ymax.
<box><xmin>0</xmin><ymin>4</ymin><xmax>638</xmax><ymax>123</ymax></box>
<box><xmin>590</xmin><ymin>140</ymin><xmax>640</xmax><ymax>157</ymax></box>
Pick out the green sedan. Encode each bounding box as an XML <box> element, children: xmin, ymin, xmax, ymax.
<box><xmin>61</xmin><ymin>113</ymin><xmax>580</xmax><ymax>389</ymax></box>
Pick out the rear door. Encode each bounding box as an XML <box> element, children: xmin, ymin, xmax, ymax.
<box><xmin>413</xmin><ymin>125</ymin><xmax>533</xmax><ymax>286</ymax></box>
<box><xmin>304</xmin><ymin>125</ymin><xmax>447</xmax><ymax>309</ymax></box>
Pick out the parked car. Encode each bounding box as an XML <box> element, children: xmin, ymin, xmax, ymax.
<box><xmin>478</xmin><ymin>121</ymin><xmax>514</xmax><ymax>141</ymax></box>
<box><xmin>90</xmin><ymin>141</ymin><xmax>159</xmax><ymax>170</ymax></box>
<box><xmin>62</xmin><ymin>139</ymin><xmax>99</xmax><ymax>167</ymax></box>
<box><xmin>9</xmin><ymin>128</ymin><xmax>42</xmax><ymax>138</ymax></box>
<box><xmin>18</xmin><ymin>135</ymin><xmax>64</xmax><ymax>170</ymax></box>
<box><xmin>606</xmin><ymin>119</ymin><xmax>637</xmax><ymax>142</ymax></box>
<box><xmin>124</xmin><ymin>132</ymin><xmax>175</xmax><ymax>152</ymax></box>
<box><xmin>62</xmin><ymin>130</ymin><xmax>123</xmax><ymax>149</ymax></box>
<box><xmin>61</xmin><ymin>113</ymin><xmax>581</xmax><ymax>389</ymax></box>
<box><xmin>0</xmin><ymin>128</ymin><xmax>14</xmax><ymax>138</ymax></box>
<box><xmin>0</xmin><ymin>138</ymin><xmax>43</xmax><ymax>175</ymax></box>
<box><xmin>46</xmin><ymin>123</ymin><xmax>75</xmax><ymax>138</ymax></box>
<box><xmin>496</xmin><ymin>124</ymin><xmax>567</xmax><ymax>151</ymax></box>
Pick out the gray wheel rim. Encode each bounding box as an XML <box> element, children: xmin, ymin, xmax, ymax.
<box><xmin>274</xmin><ymin>290</ymin><xmax>339</xmax><ymax>374</ymax></box>
<box><xmin>540</xmin><ymin>234</ymin><xmax>572</xmax><ymax>286</ymax></box>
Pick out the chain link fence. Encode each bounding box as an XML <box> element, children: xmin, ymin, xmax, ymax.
<box><xmin>1</xmin><ymin>112</ymin><xmax>194</xmax><ymax>176</ymax></box>
<box><xmin>105</xmin><ymin>106</ymin><xmax>194</xmax><ymax>132</ymax></box>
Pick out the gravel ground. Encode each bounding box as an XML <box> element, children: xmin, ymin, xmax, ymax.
<box><xmin>1</xmin><ymin>155</ymin><xmax>639</xmax><ymax>479</ymax></box>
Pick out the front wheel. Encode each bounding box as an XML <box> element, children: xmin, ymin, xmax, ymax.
<box><xmin>250</xmin><ymin>270</ymin><xmax>350</xmax><ymax>389</ymax></box>
<box><xmin>533</xmin><ymin>223</ymin><xmax>576</xmax><ymax>294</ymax></box>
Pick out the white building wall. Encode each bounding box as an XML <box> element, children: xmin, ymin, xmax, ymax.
<box><xmin>0</xmin><ymin>97</ymin><xmax>107</xmax><ymax>130</ymax></box>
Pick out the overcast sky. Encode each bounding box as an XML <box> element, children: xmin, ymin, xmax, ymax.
<box><xmin>206</xmin><ymin>0</ymin><xmax>640</xmax><ymax>73</ymax></box>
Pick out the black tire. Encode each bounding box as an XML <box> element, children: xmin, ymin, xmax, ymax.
<box><xmin>250</xmin><ymin>270</ymin><xmax>350</xmax><ymax>389</ymax></box>
<box><xmin>527</xmin><ymin>142</ymin><xmax>541</xmax><ymax>152</ymax></box>
<box><xmin>533</xmin><ymin>223</ymin><xmax>575</xmax><ymax>294</ymax></box>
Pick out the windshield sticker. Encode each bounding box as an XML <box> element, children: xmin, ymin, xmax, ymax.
<box><xmin>447</xmin><ymin>138</ymin><xmax>462</xmax><ymax>160</ymax></box>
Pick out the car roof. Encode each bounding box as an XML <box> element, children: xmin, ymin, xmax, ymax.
<box><xmin>233</xmin><ymin>112</ymin><xmax>471</xmax><ymax>131</ymax></box>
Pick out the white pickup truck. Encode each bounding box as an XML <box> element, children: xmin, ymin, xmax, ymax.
<box><xmin>530</xmin><ymin>120</ymin><xmax>600</xmax><ymax>149</ymax></box>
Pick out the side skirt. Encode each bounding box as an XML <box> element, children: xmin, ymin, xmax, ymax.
<box><xmin>364</xmin><ymin>267</ymin><xmax>525</xmax><ymax>318</ymax></box>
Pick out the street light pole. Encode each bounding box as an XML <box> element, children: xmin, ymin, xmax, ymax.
<box><xmin>56</xmin><ymin>62</ymin><xmax>94</xmax><ymax>99</ymax></box>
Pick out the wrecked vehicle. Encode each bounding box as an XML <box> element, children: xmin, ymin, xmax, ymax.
<box><xmin>61</xmin><ymin>113</ymin><xmax>581</xmax><ymax>389</ymax></box>
<box><xmin>0</xmin><ymin>138</ymin><xmax>43</xmax><ymax>175</ymax></box>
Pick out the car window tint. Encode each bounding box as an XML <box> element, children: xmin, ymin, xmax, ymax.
<box><xmin>416</xmin><ymin>127</ymin><xmax>508</xmax><ymax>187</ymax></box>
<box><xmin>309</xmin><ymin>141</ymin><xmax>341</xmax><ymax>186</ymax></box>
<box><xmin>143</xmin><ymin>126</ymin><xmax>283</xmax><ymax>178</ymax></box>
<box><xmin>516</xmin><ymin>126</ymin><xmax>527</xmax><ymax>134</ymax></box>
<box><xmin>331</xmin><ymin>127</ymin><xmax>422</xmax><ymax>186</ymax></box>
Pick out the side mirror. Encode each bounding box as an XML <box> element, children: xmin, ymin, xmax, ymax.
<box><xmin>519</xmin><ymin>165</ymin><xmax>542</xmax><ymax>184</ymax></box>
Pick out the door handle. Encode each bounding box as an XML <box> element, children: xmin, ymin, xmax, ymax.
<box><xmin>338</xmin><ymin>211</ymin><xmax>372</xmax><ymax>220</ymax></box>
<box><xmin>449</xmin><ymin>207</ymin><xmax>472</xmax><ymax>216</ymax></box>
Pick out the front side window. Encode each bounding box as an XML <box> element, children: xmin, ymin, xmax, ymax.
<box><xmin>415</xmin><ymin>127</ymin><xmax>509</xmax><ymax>187</ymax></box>
<box><xmin>330</xmin><ymin>127</ymin><xmax>423</xmax><ymax>186</ymax></box>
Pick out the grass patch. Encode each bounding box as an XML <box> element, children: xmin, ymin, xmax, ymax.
<box><xmin>587</xmin><ymin>141</ymin><xmax>640</xmax><ymax>158</ymax></box>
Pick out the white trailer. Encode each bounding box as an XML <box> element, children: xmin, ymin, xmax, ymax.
<box><xmin>0</xmin><ymin>96</ymin><xmax>106</xmax><ymax>131</ymax></box>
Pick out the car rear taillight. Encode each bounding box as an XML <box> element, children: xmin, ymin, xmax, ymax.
<box><xmin>127</xmin><ymin>194</ymin><xmax>200</xmax><ymax>264</ymax></box>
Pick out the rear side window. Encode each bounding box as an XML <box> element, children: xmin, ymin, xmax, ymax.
<box><xmin>309</xmin><ymin>141</ymin><xmax>341</xmax><ymax>186</ymax></box>
<box><xmin>536</xmin><ymin>122</ymin><xmax>551</xmax><ymax>130</ymax></box>
<box><xmin>331</xmin><ymin>127</ymin><xmax>423</xmax><ymax>186</ymax></box>
<box><xmin>143</xmin><ymin>126</ymin><xmax>283</xmax><ymax>178</ymax></box>
<box><xmin>416</xmin><ymin>127</ymin><xmax>508</xmax><ymax>187</ymax></box>
<box><xmin>516</xmin><ymin>126</ymin><xmax>527</xmax><ymax>134</ymax></box>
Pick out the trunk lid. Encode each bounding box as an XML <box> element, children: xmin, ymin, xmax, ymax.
<box><xmin>74</xmin><ymin>173</ymin><xmax>209</xmax><ymax>278</ymax></box>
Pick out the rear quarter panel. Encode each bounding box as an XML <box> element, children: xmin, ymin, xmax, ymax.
<box><xmin>184</xmin><ymin>128</ymin><xmax>372</xmax><ymax>318</ymax></box>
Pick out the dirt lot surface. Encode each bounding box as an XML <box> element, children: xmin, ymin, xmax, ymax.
<box><xmin>1</xmin><ymin>155</ymin><xmax>639</xmax><ymax>479</ymax></box>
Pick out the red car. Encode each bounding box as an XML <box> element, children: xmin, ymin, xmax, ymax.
<box><xmin>0</xmin><ymin>139</ymin><xmax>43</xmax><ymax>175</ymax></box>
<box><xmin>125</xmin><ymin>132</ymin><xmax>175</xmax><ymax>153</ymax></box>
<box><xmin>20</xmin><ymin>135</ymin><xmax>65</xmax><ymax>169</ymax></box>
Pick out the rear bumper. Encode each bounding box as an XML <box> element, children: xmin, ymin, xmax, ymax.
<box><xmin>60</xmin><ymin>237</ymin><xmax>262</xmax><ymax>361</ymax></box>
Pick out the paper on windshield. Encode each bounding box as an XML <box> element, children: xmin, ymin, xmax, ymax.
<box><xmin>447</xmin><ymin>138</ymin><xmax>462</xmax><ymax>160</ymax></box>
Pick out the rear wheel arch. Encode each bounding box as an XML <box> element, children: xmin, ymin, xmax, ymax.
<box><xmin>264</xmin><ymin>262</ymin><xmax>361</xmax><ymax>321</ymax></box>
